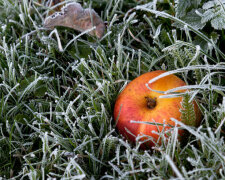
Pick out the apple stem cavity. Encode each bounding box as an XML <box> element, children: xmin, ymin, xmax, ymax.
<box><xmin>145</xmin><ymin>97</ymin><xmax>157</xmax><ymax>109</ymax></box>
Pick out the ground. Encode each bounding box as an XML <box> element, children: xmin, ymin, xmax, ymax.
<box><xmin>0</xmin><ymin>0</ymin><xmax>225</xmax><ymax>179</ymax></box>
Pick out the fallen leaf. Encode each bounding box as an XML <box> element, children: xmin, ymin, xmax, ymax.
<box><xmin>44</xmin><ymin>2</ymin><xmax>105</xmax><ymax>38</ymax></box>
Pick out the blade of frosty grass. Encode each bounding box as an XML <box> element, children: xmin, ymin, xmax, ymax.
<box><xmin>135</xmin><ymin>6</ymin><xmax>225</xmax><ymax>60</ymax></box>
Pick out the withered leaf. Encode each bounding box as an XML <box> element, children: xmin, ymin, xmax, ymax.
<box><xmin>44</xmin><ymin>2</ymin><xmax>105</xmax><ymax>38</ymax></box>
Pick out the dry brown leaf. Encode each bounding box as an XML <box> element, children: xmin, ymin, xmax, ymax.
<box><xmin>44</xmin><ymin>2</ymin><xmax>105</xmax><ymax>38</ymax></box>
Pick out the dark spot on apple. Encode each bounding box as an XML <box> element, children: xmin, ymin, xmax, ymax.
<box><xmin>145</xmin><ymin>96</ymin><xmax>157</xmax><ymax>109</ymax></box>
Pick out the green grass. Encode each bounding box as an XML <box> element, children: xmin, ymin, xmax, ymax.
<box><xmin>0</xmin><ymin>0</ymin><xmax>225</xmax><ymax>179</ymax></box>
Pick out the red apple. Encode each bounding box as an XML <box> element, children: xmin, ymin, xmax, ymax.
<box><xmin>114</xmin><ymin>70</ymin><xmax>201</xmax><ymax>147</ymax></box>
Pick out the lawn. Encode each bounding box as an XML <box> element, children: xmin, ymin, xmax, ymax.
<box><xmin>0</xmin><ymin>0</ymin><xmax>225</xmax><ymax>179</ymax></box>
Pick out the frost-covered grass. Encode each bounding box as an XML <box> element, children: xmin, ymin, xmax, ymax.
<box><xmin>0</xmin><ymin>0</ymin><xmax>225</xmax><ymax>179</ymax></box>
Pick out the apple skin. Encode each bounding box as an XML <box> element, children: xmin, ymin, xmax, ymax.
<box><xmin>114</xmin><ymin>70</ymin><xmax>201</xmax><ymax>147</ymax></box>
